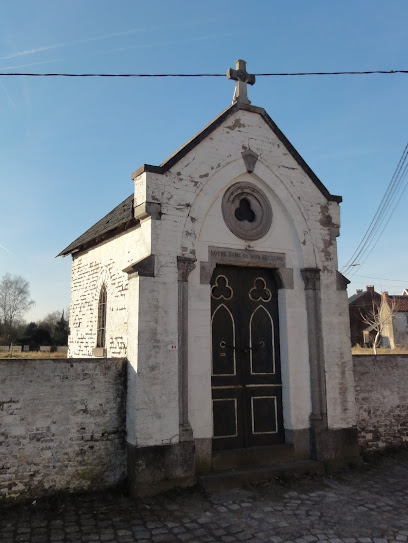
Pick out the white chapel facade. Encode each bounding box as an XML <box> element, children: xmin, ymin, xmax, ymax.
<box><xmin>60</xmin><ymin>60</ymin><xmax>359</xmax><ymax>493</ymax></box>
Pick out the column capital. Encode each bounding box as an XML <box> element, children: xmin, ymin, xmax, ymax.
<box><xmin>336</xmin><ymin>271</ymin><xmax>350</xmax><ymax>291</ymax></box>
<box><xmin>301</xmin><ymin>268</ymin><xmax>321</xmax><ymax>290</ymax></box>
<box><xmin>123</xmin><ymin>254</ymin><xmax>155</xmax><ymax>277</ymax></box>
<box><xmin>177</xmin><ymin>256</ymin><xmax>196</xmax><ymax>282</ymax></box>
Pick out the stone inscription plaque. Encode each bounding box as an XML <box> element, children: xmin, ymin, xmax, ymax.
<box><xmin>208</xmin><ymin>246</ymin><xmax>286</xmax><ymax>268</ymax></box>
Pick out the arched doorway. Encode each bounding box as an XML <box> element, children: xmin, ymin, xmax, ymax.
<box><xmin>211</xmin><ymin>265</ymin><xmax>284</xmax><ymax>451</ymax></box>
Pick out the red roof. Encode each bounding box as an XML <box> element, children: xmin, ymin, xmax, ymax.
<box><xmin>386</xmin><ymin>295</ymin><xmax>408</xmax><ymax>311</ymax></box>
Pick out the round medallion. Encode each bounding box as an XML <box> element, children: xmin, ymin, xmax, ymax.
<box><xmin>221</xmin><ymin>182</ymin><xmax>272</xmax><ymax>240</ymax></box>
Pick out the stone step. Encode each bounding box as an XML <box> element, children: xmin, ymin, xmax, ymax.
<box><xmin>199</xmin><ymin>460</ymin><xmax>325</xmax><ymax>493</ymax></box>
<box><xmin>212</xmin><ymin>444</ymin><xmax>295</xmax><ymax>471</ymax></box>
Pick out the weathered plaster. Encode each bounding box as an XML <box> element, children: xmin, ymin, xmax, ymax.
<box><xmin>354</xmin><ymin>355</ymin><xmax>408</xmax><ymax>450</ymax></box>
<box><xmin>69</xmin><ymin>224</ymin><xmax>149</xmax><ymax>358</ymax></box>
<box><xmin>68</xmin><ymin>104</ymin><xmax>356</xmax><ymax>477</ymax></box>
<box><xmin>0</xmin><ymin>358</ymin><xmax>126</xmax><ymax>500</ymax></box>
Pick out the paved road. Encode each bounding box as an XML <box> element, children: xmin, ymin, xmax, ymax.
<box><xmin>2</xmin><ymin>451</ymin><xmax>408</xmax><ymax>543</ymax></box>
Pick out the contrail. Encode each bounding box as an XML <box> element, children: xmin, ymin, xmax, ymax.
<box><xmin>0</xmin><ymin>79</ymin><xmax>16</xmax><ymax>109</ymax></box>
<box><xmin>0</xmin><ymin>244</ymin><xmax>15</xmax><ymax>256</ymax></box>
<box><xmin>0</xmin><ymin>45</ymin><xmax>57</xmax><ymax>61</ymax></box>
<box><xmin>0</xmin><ymin>28</ymin><xmax>148</xmax><ymax>61</ymax></box>
<box><xmin>1</xmin><ymin>33</ymin><xmax>233</xmax><ymax>73</ymax></box>
<box><xmin>1</xmin><ymin>58</ymin><xmax>64</xmax><ymax>71</ymax></box>
<box><xmin>0</xmin><ymin>18</ymin><xmax>225</xmax><ymax>63</ymax></box>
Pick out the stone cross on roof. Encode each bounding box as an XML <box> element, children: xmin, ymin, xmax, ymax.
<box><xmin>227</xmin><ymin>59</ymin><xmax>256</xmax><ymax>105</ymax></box>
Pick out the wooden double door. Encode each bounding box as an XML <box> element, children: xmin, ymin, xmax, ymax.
<box><xmin>211</xmin><ymin>265</ymin><xmax>284</xmax><ymax>450</ymax></box>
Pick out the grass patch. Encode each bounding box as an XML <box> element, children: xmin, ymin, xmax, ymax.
<box><xmin>352</xmin><ymin>345</ymin><xmax>408</xmax><ymax>355</ymax></box>
<box><xmin>0</xmin><ymin>351</ymin><xmax>67</xmax><ymax>359</ymax></box>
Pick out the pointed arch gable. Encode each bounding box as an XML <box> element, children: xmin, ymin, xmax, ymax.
<box><xmin>181</xmin><ymin>159</ymin><xmax>318</xmax><ymax>270</ymax></box>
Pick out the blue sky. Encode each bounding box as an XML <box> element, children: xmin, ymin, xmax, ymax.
<box><xmin>0</xmin><ymin>1</ymin><xmax>407</xmax><ymax>321</ymax></box>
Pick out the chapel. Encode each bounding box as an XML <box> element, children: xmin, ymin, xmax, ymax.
<box><xmin>59</xmin><ymin>60</ymin><xmax>359</xmax><ymax>494</ymax></box>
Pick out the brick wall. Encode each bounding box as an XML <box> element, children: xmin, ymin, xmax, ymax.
<box><xmin>353</xmin><ymin>355</ymin><xmax>408</xmax><ymax>451</ymax></box>
<box><xmin>0</xmin><ymin>358</ymin><xmax>126</xmax><ymax>501</ymax></box>
<box><xmin>68</xmin><ymin>225</ymin><xmax>146</xmax><ymax>358</ymax></box>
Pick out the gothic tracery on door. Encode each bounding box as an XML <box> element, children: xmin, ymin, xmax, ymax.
<box><xmin>211</xmin><ymin>265</ymin><xmax>284</xmax><ymax>450</ymax></box>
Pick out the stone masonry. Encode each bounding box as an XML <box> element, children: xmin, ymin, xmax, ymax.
<box><xmin>2</xmin><ymin>450</ymin><xmax>408</xmax><ymax>543</ymax></box>
<box><xmin>353</xmin><ymin>355</ymin><xmax>408</xmax><ymax>451</ymax></box>
<box><xmin>1</xmin><ymin>353</ymin><xmax>408</xmax><ymax>502</ymax></box>
<box><xmin>0</xmin><ymin>358</ymin><xmax>126</xmax><ymax>500</ymax></box>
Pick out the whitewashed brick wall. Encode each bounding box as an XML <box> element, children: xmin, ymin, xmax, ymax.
<box><xmin>354</xmin><ymin>355</ymin><xmax>408</xmax><ymax>451</ymax></box>
<box><xmin>68</xmin><ymin>225</ymin><xmax>150</xmax><ymax>358</ymax></box>
<box><xmin>0</xmin><ymin>358</ymin><xmax>126</xmax><ymax>501</ymax></box>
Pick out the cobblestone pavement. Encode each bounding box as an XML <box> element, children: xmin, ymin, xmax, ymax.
<box><xmin>2</xmin><ymin>451</ymin><xmax>408</xmax><ymax>543</ymax></box>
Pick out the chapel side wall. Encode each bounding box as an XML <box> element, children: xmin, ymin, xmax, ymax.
<box><xmin>354</xmin><ymin>355</ymin><xmax>408</xmax><ymax>451</ymax></box>
<box><xmin>68</xmin><ymin>226</ymin><xmax>147</xmax><ymax>358</ymax></box>
<box><xmin>0</xmin><ymin>358</ymin><xmax>126</xmax><ymax>501</ymax></box>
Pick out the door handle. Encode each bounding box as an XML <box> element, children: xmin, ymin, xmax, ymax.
<box><xmin>220</xmin><ymin>345</ymin><xmax>259</xmax><ymax>353</ymax></box>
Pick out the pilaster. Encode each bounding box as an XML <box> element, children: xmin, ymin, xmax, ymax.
<box><xmin>177</xmin><ymin>256</ymin><xmax>196</xmax><ymax>441</ymax></box>
<box><xmin>301</xmin><ymin>268</ymin><xmax>328</xmax><ymax>431</ymax></box>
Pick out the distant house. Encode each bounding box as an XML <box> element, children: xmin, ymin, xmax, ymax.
<box><xmin>380</xmin><ymin>292</ymin><xmax>408</xmax><ymax>349</ymax></box>
<box><xmin>348</xmin><ymin>286</ymin><xmax>381</xmax><ymax>347</ymax></box>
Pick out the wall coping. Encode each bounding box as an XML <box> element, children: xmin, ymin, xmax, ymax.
<box><xmin>353</xmin><ymin>354</ymin><xmax>408</xmax><ymax>359</ymax></box>
<box><xmin>0</xmin><ymin>357</ymin><xmax>127</xmax><ymax>364</ymax></box>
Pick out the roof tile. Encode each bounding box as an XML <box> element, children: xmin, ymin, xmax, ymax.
<box><xmin>58</xmin><ymin>194</ymin><xmax>135</xmax><ymax>256</ymax></box>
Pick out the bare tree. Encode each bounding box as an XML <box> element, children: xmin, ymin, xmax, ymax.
<box><xmin>0</xmin><ymin>273</ymin><xmax>34</xmax><ymax>339</ymax></box>
<box><xmin>360</xmin><ymin>294</ymin><xmax>396</xmax><ymax>354</ymax></box>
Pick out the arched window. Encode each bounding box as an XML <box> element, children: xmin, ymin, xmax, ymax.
<box><xmin>97</xmin><ymin>285</ymin><xmax>107</xmax><ymax>348</ymax></box>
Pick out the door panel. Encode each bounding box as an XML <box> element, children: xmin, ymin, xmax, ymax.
<box><xmin>211</xmin><ymin>265</ymin><xmax>284</xmax><ymax>450</ymax></box>
<box><xmin>245</xmin><ymin>386</ymin><xmax>284</xmax><ymax>447</ymax></box>
<box><xmin>211</xmin><ymin>304</ymin><xmax>236</xmax><ymax>377</ymax></box>
<box><xmin>249</xmin><ymin>305</ymin><xmax>275</xmax><ymax>375</ymax></box>
<box><xmin>212</xmin><ymin>386</ymin><xmax>244</xmax><ymax>450</ymax></box>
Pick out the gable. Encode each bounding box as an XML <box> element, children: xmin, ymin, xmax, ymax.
<box><xmin>60</xmin><ymin>101</ymin><xmax>341</xmax><ymax>257</ymax></box>
<box><xmin>132</xmin><ymin>102</ymin><xmax>341</xmax><ymax>203</ymax></box>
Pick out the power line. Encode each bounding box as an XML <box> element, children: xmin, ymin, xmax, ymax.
<box><xmin>353</xmin><ymin>274</ymin><xmax>408</xmax><ymax>283</ymax></box>
<box><xmin>347</xmin><ymin>158</ymin><xmax>408</xmax><ymax>278</ymax></box>
<box><xmin>349</xmin><ymin>159</ymin><xmax>408</xmax><ymax>276</ymax></box>
<box><xmin>342</xmin><ymin>143</ymin><xmax>408</xmax><ymax>273</ymax></box>
<box><xmin>0</xmin><ymin>69</ymin><xmax>407</xmax><ymax>78</ymax></box>
<box><xmin>341</xmin><ymin>143</ymin><xmax>408</xmax><ymax>276</ymax></box>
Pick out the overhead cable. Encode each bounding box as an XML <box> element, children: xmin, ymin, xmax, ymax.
<box><xmin>342</xmin><ymin>143</ymin><xmax>408</xmax><ymax>273</ymax></box>
<box><xmin>353</xmin><ymin>274</ymin><xmax>408</xmax><ymax>283</ymax></box>
<box><xmin>347</xmin><ymin>160</ymin><xmax>408</xmax><ymax>278</ymax></box>
<box><xmin>0</xmin><ymin>69</ymin><xmax>407</xmax><ymax>78</ymax></box>
<box><xmin>346</xmin><ymin>150</ymin><xmax>408</xmax><ymax>276</ymax></box>
<box><xmin>342</xmin><ymin>144</ymin><xmax>408</xmax><ymax>277</ymax></box>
